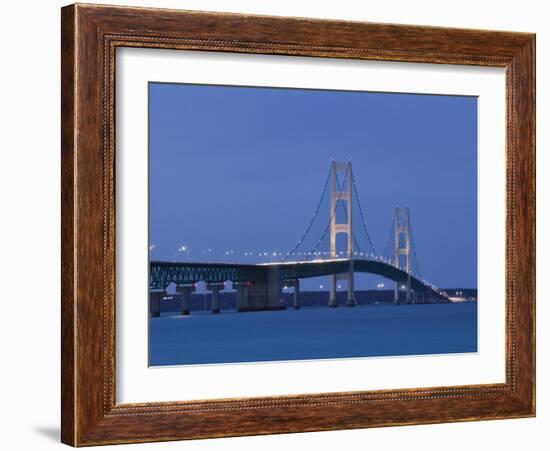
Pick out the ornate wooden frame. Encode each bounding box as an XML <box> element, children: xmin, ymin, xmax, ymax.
<box><xmin>61</xmin><ymin>3</ymin><xmax>536</xmax><ymax>446</ymax></box>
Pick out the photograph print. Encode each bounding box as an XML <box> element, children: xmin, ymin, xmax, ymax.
<box><xmin>148</xmin><ymin>82</ymin><xmax>478</xmax><ymax>367</ymax></box>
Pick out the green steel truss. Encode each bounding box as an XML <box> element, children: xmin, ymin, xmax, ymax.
<box><xmin>149</xmin><ymin>261</ymin><xmax>262</xmax><ymax>289</ymax></box>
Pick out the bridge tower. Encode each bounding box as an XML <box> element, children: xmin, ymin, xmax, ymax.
<box><xmin>329</xmin><ymin>161</ymin><xmax>355</xmax><ymax>307</ymax></box>
<box><xmin>393</xmin><ymin>207</ymin><xmax>412</xmax><ymax>304</ymax></box>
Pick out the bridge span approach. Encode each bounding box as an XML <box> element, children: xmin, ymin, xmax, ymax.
<box><xmin>149</xmin><ymin>258</ymin><xmax>450</xmax><ymax>316</ymax></box>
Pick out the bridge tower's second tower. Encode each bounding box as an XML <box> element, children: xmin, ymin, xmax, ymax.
<box><xmin>393</xmin><ymin>206</ymin><xmax>412</xmax><ymax>304</ymax></box>
<box><xmin>329</xmin><ymin>161</ymin><xmax>355</xmax><ymax>307</ymax></box>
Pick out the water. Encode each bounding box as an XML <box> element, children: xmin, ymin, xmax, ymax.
<box><xmin>149</xmin><ymin>303</ymin><xmax>477</xmax><ymax>366</ymax></box>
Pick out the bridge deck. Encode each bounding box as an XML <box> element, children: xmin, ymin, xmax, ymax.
<box><xmin>150</xmin><ymin>259</ymin><xmax>448</xmax><ymax>299</ymax></box>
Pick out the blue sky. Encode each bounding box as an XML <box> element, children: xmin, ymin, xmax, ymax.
<box><xmin>149</xmin><ymin>82</ymin><xmax>477</xmax><ymax>289</ymax></box>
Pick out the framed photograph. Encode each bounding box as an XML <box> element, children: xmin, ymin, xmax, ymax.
<box><xmin>61</xmin><ymin>3</ymin><xmax>535</xmax><ymax>446</ymax></box>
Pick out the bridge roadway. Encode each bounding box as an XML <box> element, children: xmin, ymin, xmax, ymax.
<box><xmin>149</xmin><ymin>259</ymin><xmax>449</xmax><ymax>315</ymax></box>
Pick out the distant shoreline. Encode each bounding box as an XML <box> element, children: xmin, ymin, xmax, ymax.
<box><xmin>157</xmin><ymin>288</ymin><xmax>477</xmax><ymax>312</ymax></box>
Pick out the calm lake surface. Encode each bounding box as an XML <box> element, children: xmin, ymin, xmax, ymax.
<box><xmin>149</xmin><ymin>303</ymin><xmax>477</xmax><ymax>366</ymax></box>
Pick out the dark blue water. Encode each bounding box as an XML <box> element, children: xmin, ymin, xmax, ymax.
<box><xmin>149</xmin><ymin>303</ymin><xmax>477</xmax><ymax>366</ymax></box>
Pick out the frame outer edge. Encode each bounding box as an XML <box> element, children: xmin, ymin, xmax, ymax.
<box><xmin>61</xmin><ymin>4</ymin><xmax>77</xmax><ymax>447</ymax></box>
<box><xmin>513</xmin><ymin>35</ymin><xmax>536</xmax><ymax>414</ymax></box>
<box><xmin>60</xmin><ymin>4</ymin><xmax>536</xmax><ymax>446</ymax></box>
<box><xmin>530</xmin><ymin>35</ymin><xmax>536</xmax><ymax>416</ymax></box>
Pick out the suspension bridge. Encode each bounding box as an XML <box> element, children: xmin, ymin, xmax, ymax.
<box><xmin>149</xmin><ymin>161</ymin><xmax>451</xmax><ymax>316</ymax></box>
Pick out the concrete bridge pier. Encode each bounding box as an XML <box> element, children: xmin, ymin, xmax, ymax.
<box><xmin>236</xmin><ymin>267</ymin><xmax>283</xmax><ymax>311</ymax></box>
<box><xmin>207</xmin><ymin>283</ymin><xmax>224</xmax><ymax>314</ymax></box>
<box><xmin>267</xmin><ymin>266</ymin><xmax>283</xmax><ymax>309</ymax></box>
<box><xmin>406</xmin><ymin>275</ymin><xmax>412</xmax><ymax>304</ymax></box>
<box><xmin>149</xmin><ymin>289</ymin><xmax>163</xmax><ymax>317</ymax></box>
<box><xmin>420</xmin><ymin>289</ymin><xmax>430</xmax><ymax>303</ymax></box>
<box><xmin>176</xmin><ymin>284</ymin><xmax>195</xmax><ymax>315</ymax></box>
<box><xmin>346</xmin><ymin>263</ymin><xmax>356</xmax><ymax>307</ymax></box>
<box><xmin>234</xmin><ymin>282</ymin><xmax>250</xmax><ymax>311</ymax></box>
<box><xmin>329</xmin><ymin>274</ymin><xmax>338</xmax><ymax>307</ymax></box>
<box><xmin>423</xmin><ymin>290</ymin><xmax>428</xmax><ymax>303</ymax></box>
<box><xmin>292</xmin><ymin>279</ymin><xmax>300</xmax><ymax>309</ymax></box>
<box><xmin>394</xmin><ymin>281</ymin><xmax>400</xmax><ymax>304</ymax></box>
<box><xmin>394</xmin><ymin>280</ymin><xmax>412</xmax><ymax>305</ymax></box>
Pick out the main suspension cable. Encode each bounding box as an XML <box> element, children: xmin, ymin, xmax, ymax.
<box><xmin>351</xmin><ymin>169</ymin><xmax>378</xmax><ymax>256</ymax></box>
<box><xmin>382</xmin><ymin>216</ymin><xmax>395</xmax><ymax>261</ymax></box>
<box><xmin>283</xmin><ymin>166</ymin><xmax>332</xmax><ymax>261</ymax></box>
<box><xmin>408</xmin><ymin>211</ymin><xmax>423</xmax><ymax>278</ymax></box>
